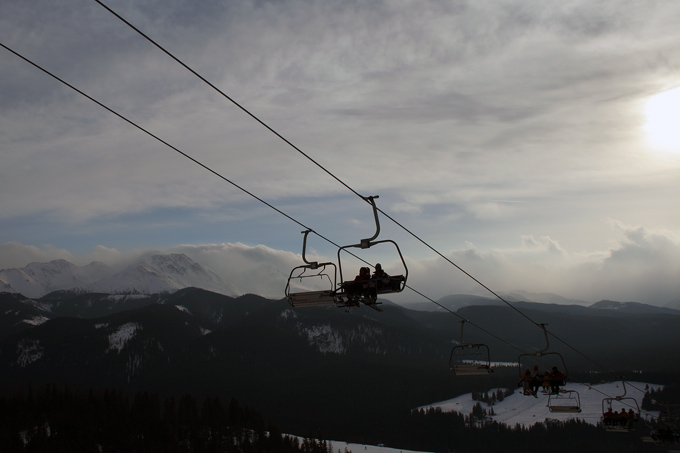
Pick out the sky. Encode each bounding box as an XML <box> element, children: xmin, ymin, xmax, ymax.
<box><xmin>1</xmin><ymin>0</ymin><xmax>679</xmax><ymax>307</ymax></box>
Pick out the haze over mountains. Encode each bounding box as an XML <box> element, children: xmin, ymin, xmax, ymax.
<box><xmin>2</xmin><ymin>253</ymin><xmax>679</xmax><ymax>316</ymax></box>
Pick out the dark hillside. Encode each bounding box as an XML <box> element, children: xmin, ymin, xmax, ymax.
<box><xmin>405</xmin><ymin>304</ymin><xmax>680</xmax><ymax>373</ymax></box>
<box><xmin>1</xmin><ymin>288</ymin><xmax>679</xmax><ymax>448</ymax></box>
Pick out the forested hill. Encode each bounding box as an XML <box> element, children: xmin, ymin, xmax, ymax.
<box><xmin>0</xmin><ymin>384</ymin><xmax>331</xmax><ymax>452</ymax></box>
<box><xmin>1</xmin><ymin>288</ymin><xmax>679</xmax><ymax>451</ymax></box>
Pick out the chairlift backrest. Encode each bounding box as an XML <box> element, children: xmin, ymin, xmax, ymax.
<box><xmin>449</xmin><ymin>321</ymin><xmax>494</xmax><ymax>376</ymax></box>
<box><xmin>548</xmin><ymin>390</ymin><xmax>581</xmax><ymax>413</ymax></box>
<box><xmin>449</xmin><ymin>343</ymin><xmax>494</xmax><ymax>376</ymax></box>
<box><xmin>285</xmin><ymin>229</ymin><xmax>340</xmax><ymax>308</ymax></box>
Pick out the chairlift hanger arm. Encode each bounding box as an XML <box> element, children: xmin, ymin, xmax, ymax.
<box><xmin>517</xmin><ymin>323</ymin><xmax>568</xmax><ymax>380</ymax></box>
<box><xmin>300</xmin><ymin>229</ymin><xmax>320</xmax><ymax>268</ymax></box>
<box><xmin>458</xmin><ymin>320</ymin><xmax>468</xmax><ymax>345</ymax></box>
<box><xmin>537</xmin><ymin>323</ymin><xmax>550</xmax><ymax>355</ymax></box>
<box><xmin>336</xmin><ymin>195</ymin><xmax>408</xmax><ymax>286</ymax></box>
<box><xmin>361</xmin><ymin>195</ymin><xmax>380</xmax><ymax>248</ymax></box>
<box><xmin>617</xmin><ymin>378</ymin><xmax>628</xmax><ymax>399</ymax></box>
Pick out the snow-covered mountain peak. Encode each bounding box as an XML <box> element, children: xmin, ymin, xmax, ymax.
<box><xmin>0</xmin><ymin>254</ymin><xmax>238</xmax><ymax>298</ymax></box>
<box><xmin>24</xmin><ymin>258</ymin><xmax>76</xmax><ymax>274</ymax></box>
<box><xmin>138</xmin><ymin>253</ymin><xmax>204</xmax><ymax>275</ymax></box>
<box><xmin>0</xmin><ymin>259</ymin><xmax>110</xmax><ymax>298</ymax></box>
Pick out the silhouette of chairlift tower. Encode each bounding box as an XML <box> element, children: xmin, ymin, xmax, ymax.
<box><xmin>286</xmin><ymin>196</ymin><xmax>408</xmax><ymax>311</ymax></box>
<box><xmin>449</xmin><ymin>320</ymin><xmax>494</xmax><ymax>376</ymax></box>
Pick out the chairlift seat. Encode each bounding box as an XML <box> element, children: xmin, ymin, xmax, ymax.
<box><xmin>376</xmin><ymin>275</ymin><xmax>406</xmax><ymax>293</ymax></box>
<box><xmin>288</xmin><ymin>290</ymin><xmax>338</xmax><ymax>307</ymax></box>
<box><xmin>449</xmin><ymin>342</ymin><xmax>493</xmax><ymax>377</ymax></box>
<box><xmin>548</xmin><ymin>390</ymin><xmax>581</xmax><ymax>413</ymax></box>
<box><xmin>549</xmin><ymin>405</ymin><xmax>582</xmax><ymax>413</ymax></box>
<box><xmin>451</xmin><ymin>364</ymin><xmax>494</xmax><ymax>376</ymax></box>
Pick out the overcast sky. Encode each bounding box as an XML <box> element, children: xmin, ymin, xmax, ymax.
<box><xmin>1</xmin><ymin>0</ymin><xmax>679</xmax><ymax>306</ymax></box>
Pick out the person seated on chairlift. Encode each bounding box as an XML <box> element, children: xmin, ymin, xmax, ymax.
<box><xmin>603</xmin><ymin>407</ymin><xmax>615</xmax><ymax>426</ymax></box>
<box><xmin>372</xmin><ymin>263</ymin><xmax>390</xmax><ymax>287</ymax></box>
<box><xmin>356</xmin><ymin>267</ymin><xmax>370</xmax><ymax>281</ymax></box>
<box><xmin>345</xmin><ymin>267</ymin><xmax>370</xmax><ymax>300</ymax></box>
<box><xmin>549</xmin><ymin>366</ymin><xmax>566</xmax><ymax>394</ymax></box>
<box><xmin>625</xmin><ymin>409</ymin><xmax>637</xmax><ymax>427</ymax></box>
<box><xmin>520</xmin><ymin>369</ymin><xmax>536</xmax><ymax>397</ymax></box>
<box><xmin>542</xmin><ymin>370</ymin><xmax>551</xmax><ymax>393</ymax></box>
<box><xmin>530</xmin><ymin>365</ymin><xmax>543</xmax><ymax>394</ymax></box>
<box><xmin>618</xmin><ymin>410</ymin><xmax>629</xmax><ymax>427</ymax></box>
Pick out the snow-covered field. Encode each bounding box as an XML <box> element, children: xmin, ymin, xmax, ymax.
<box><xmin>421</xmin><ymin>381</ymin><xmax>660</xmax><ymax>428</ymax></box>
<box><xmin>323</xmin><ymin>381</ymin><xmax>662</xmax><ymax>453</ymax></box>
<box><xmin>328</xmin><ymin>441</ymin><xmax>430</xmax><ymax>453</ymax></box>
<box><xmin>286</xmin><ymin>437</ymin><xmax>429</xmax><ymax>453</ymax></box>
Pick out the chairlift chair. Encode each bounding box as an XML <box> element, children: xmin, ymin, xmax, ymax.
<box><xmin>601</xmin><ymin>380</ymin><xmax>640</xmax><ymax>432</ymax></box>
<box><xmin>517</xmin><ymin>323</ymin><xmax>569</xmax><ymax>394</ymax></box>
<box><xmin>335</xmin><ymin>196</ymin><xmax>408</xmax><ymax>310</ymax></box>
<box><xmin>548</xmin><ymin>390</ymin><xmax>582</xmax><ymax>413</ymax></box>
<box><xmin>285</xmin><ymin>230</ymin><xmax>341</xmax><ymax>308</ymax></box>
<box><xmin>449</xmin><ymin>321</ymin><xmax>494</xmax><ymax>376</ymax></box>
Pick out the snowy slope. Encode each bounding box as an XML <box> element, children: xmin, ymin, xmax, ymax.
<box><xmin>421</xmin><ymin>381</ymin><xmax>661</xmax><ymax>428</ymax></box>
<box><xmin>318</xmin><ymin>381</ymin><xmax>663</xmax><ymax>453</ymax></box>
<box><xmin>328</xmin><ymin>440</ymin><xmax>430</xmax><ymax>453</ymax></box>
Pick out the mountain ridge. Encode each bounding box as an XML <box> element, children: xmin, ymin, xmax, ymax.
<box><xmin>3</xmin><ymin>255</ymin><xmax>677</xmax><ymax>315</ymax></box>
<box><xmin>0</xmin><ymin>254</ymin><xmax>238</xmax><ymax>298</ymax></box>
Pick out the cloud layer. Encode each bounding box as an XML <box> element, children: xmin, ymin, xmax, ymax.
<box><xmin>2</xmin><ymin>219</ymin><xmax>677</xmax><ymax>307</ymax></box>
<box><xmin>1</xmin><ymin>0</ymin><xmax>679</xmax><ymax>307</ymax></box>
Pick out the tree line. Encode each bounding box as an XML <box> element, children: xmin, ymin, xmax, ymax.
<box><xmin>0</xmin><ymin>382</ymin><xmax>670</xmax><ymax>453</ymax></box>
<box><xmin>0</xmin><ymin>384</ymin><xmax>332</xmax><ymax>453</ymax></box>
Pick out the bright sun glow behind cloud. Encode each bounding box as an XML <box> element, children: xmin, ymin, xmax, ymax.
<box><xmin>644</xmin><ymin>86</ymin><xmax>680</xmax><ymax>153</ymax></box>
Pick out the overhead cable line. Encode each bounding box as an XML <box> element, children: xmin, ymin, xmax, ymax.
<box><xmin>0</xmin><ymin>42</ymin><xmax>320</xmax><ymax>248</ymax></box>
<box><xmin>405</xmin><ymin>284</ymin><xmax>528</xmax><ymax>355</ymax></box>
<box><xmin>2</xmin><ymin>42</ymin><xmax>639</xmax><ymax>411</ymax></box>
<box><xmin>90</xmin><ymin>1</ymin><xmax>635</xmax><ymax>381</ymax></box>
<box><xmin>91</xmin><ymin>0</ymin><xmax>542</xmax><ymax>327</ymax></box>
<box><xmin>92</xmin><ymin>0</ymin><xmax>364</xmax><ymax>202</ymax></box>
<box><xmin>0</xmin><ymin>40</ymin><xmax>531</xmax><ymax>363</ymax></box>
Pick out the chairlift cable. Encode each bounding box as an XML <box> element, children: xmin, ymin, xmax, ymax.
<box><xmin>0</xmin><ymin>41</ymin><xmax>332</xmax><ymax>251</ymax></box>
<box><xmin>1</xmin><ymin>41</ymin><xmax>385</xmax><ymax>275</ymax></box>
<box><xmin>375</xmin><ymin>207</ymin><xmax>544</xmax><ymax>328</ymax></box>
<box><xmin>92</xmin><ymin>0</ymin><xmax>548</xmax><ymax>330</ymax></box>
<box><xmin>0</xmin><ymin>40</ymin><xmax>545</xmax><ymax>370</ymax></box>
<box><xmin>92</xmin><ymin>0</ymin><xmax>365</xmax><ymax>203</ymax></box>
<box><xmin>3</xmin><ymin>44</ymin><xmax>656</xmax><ymax>420</ymax></box>
<box><xmin>405</xmin><ymin>284</ymin><xmax>528</xmax><ymax>355</ymax></box>
<box><xmin>6</xmin><ymin>5</ymin><xmax>654</xmax><ymax>393</ymax></box>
